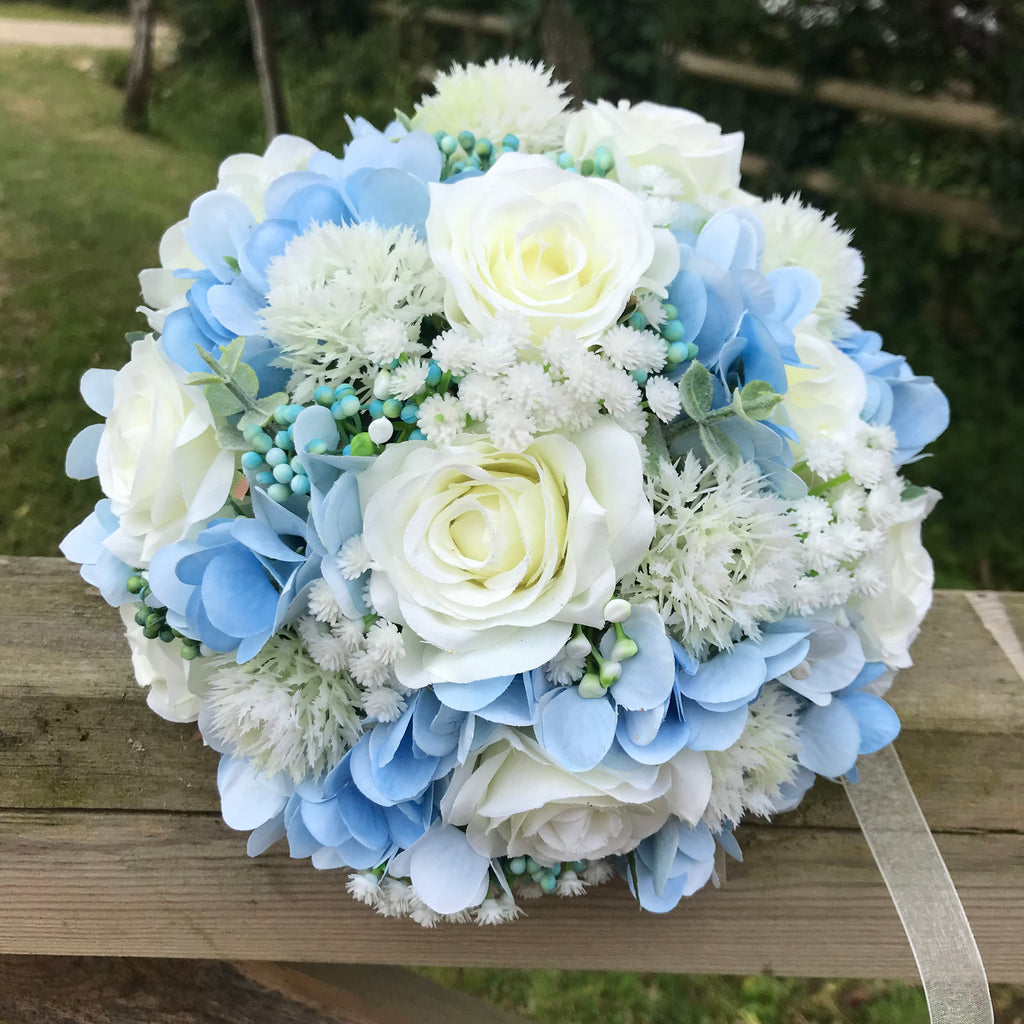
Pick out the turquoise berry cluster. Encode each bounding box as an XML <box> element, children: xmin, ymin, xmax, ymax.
<box><xmin>626</xmin><ymin>300</ymin><xmax>701</xmax><ymax>387</ymax></box>
<box><xmin>435</xmin><ymin>129</ymin><xmax>520</xmax><ymax>179</ymax></box>
<box><xmin>505</xmin><ymin>855</ymin><xmax>589</xmax><ymax>894</ymax></box>
<box><xmin>241</xmin><ymin>360</ymin><xmax>459</xmax><ymax>504</ymax></box>
<box><xmin>555</xmin><ymin>145</ymin><xmax>615</xmax><ymax>178</ymax></box>
<box><xmin>126</xmin><ymin>572</ymin><xmax>202</xmax><ymax>658</ymax></box>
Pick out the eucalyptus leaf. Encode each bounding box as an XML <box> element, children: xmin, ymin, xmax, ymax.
<box><xmin>204</xmin><ymin>384</ymin><xmax>246</xmax><ymax>417</ymax></box>
<box><xmin>125</xmin><ymin>331</ymin><xmax>147</xmax><ymax>344</ymax></box>
<box><xmin>233</xmin><ymin>360</ymin><xmax>260</xmax><ymax>396</ymax></box>
<box><xmin>642</xmin><ymin>412</ymin><xmax>672</xmax><ymax>475</ymax></box>
<box><xmin>185</xmin><ymin>372</ymin><xmax>225</xmax><ymax>387</ymax></box>
<box><xmin>699</xmin><ymin>423</ymin><xmax>742</xmax><ymax>467</ymax></box>
<box><xmin>215</xmin><ymin>423</ymin><xmax>247</xmax><ymax>450</ymax></box>
<box><xmin>393</xmin><ymin>108</ymin><xmax>413</xmax><ymax>130</ymax></box>
<box><xmin>733</xmin><ymin>379</ymin><xmax>782</xmax><ymax>422</ymax></box>
<box><xmin>219</xmin><ymin>336</ymin><xmax>246</xmax><ymax>376</ymax></box>
<box><xmin>678</xmin><ymin>361</ymin><xmax>714</xmax><ymax>422</ymax></box>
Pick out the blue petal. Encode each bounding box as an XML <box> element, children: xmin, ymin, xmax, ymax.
<box><xmin>185</xmin><ymin>191</ymin><xmax>257</xmax><ymax>282</ymax></box>
<box><xmin>201</xmin><ymin>547</ymin><xmax>278</xmax><ymax>638</ymax></box>
<box><xmin>218</xmin><ymin>755</ymin><xmax>291</xmax><ymax>831</ymax></box>
<box><xmin>64</xmin><ymin>423</ymin><xmax>104</xmax><ymax>480</ymax></box>
<box><xmin>682</xmin><ymin>699</ymin><xmax>749</xmax><ymax>751</ymax></box>
<box><xmin>433</xmin><ymin>675</ymin><xmax>514</xmax><ymax>712</ymax></box>
<box><xmin>767</xmin><ymin>266</ymin><xmax>822</xmax><ymax>327</ymax></box>
<box><xmin>407</xmin><ymin>823</ymin><xmax>491</xmax><ymax>914</ymax></box>
<box><xmin>535</xmin><ymin>687</ymin><xmax>617</xmax><ymax>772</ymax></box>
<box><xmin>798</xmin><ymin>700</ymin><xmax>861</xmax><ymax>778</ymax></box>
<box><xmin>842</xmin><ymin>692</ymin><xmax>900</xmax><ymax>754</ymax></box>
<box><xmin>80</xmin><ymin>368</ymin><xmax>116</xmax><ymax>417</ymax></box>
<box><xmin>160</xmin><ymin>307</ymin><xmax>217</xmax><ymax>373</ymax></box>
<box><xmin>678</xmin><ymin>641</ymin><xmax>766</xmax><ymax>705</ymax></box>
<box><xmin>603</xmin><ymin>606</ymin><xmax>675</xmax><ymax>711</ymax></box>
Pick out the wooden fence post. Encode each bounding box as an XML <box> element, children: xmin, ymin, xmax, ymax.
<box><xmin>123</xmin><ymin>0</ymin><xmax>157</xmax><ymax>132</ymax></box>
<box><xmin>244</xmin><ymin>0</ymin><xmax>290</xmax><ymax>142</ymax></box>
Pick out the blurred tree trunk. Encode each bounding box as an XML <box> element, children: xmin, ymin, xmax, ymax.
<box><xmin>244</xmin><ymin>0</ymin><xmax>290</xmax><ymax>141</ymax></box>
<box><xmin>539</xmin><ymin>0</ymin><xmax>593</xmax><ymax>106</ymax></box>
<box><xmin>123</xmin><ymin>0</ymin><xmax>157</xmax><ymax>132</ymax></box>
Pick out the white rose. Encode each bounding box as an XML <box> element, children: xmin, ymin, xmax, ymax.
<box><xmin>426</xmin><ymin>152</ymin><xmax>679</xmax><ymax>342</ymax></box>
<box><xmin>119</xmin><ymin>605</ymin><xmax>207</xmax><ymax>722</ymax></box>
<box><xmin>563</xmin><ymin>99</ymin><xmax>744</xmax><ymax>205</ymax></box>
<box><xmin>215</xmin><ymin>133</ymin><xmax>319</xmax><ymax>218</ymax></box>
<box><xmin>137</xmin><ymin>219</ymin><xmax>203</xmax><ymax>332</ymax></box>
<box><xmin>359</xmin><ymin>420</ymin><xmax>654</xmax><ymax>686</ymax></box>
<box><xmin>97</xmin><ymin>337</ymin><xmax>236</xmax><ymax>568</ymax></box>
<box><xmin>783</xmin><ymin>320</ymin><xmax>868</xmax><ymax>452</ymax></box>
<box><xmin>850</xmin><ymin>488</ymin><xmax>939</xmax><ymax>669</ymax></box>
<box><xmin>441</xmin><ymin>727</ymin><xmax>712</xmax><ymax>863</ymax></box>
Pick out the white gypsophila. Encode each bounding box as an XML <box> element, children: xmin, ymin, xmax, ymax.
<box><xmin>377</xmin><ymin>878</ymin><xmax>414</xmax><ymax>918</ymax></box>
<box><xmin>360</xmin><ymin>685</ymin><xmax>407</xmax><ymax>723</ymax></box>
<box><xmin>442</xmin><ymin>727</ymin><xmax>711</xmax><ymax>864</ymax></box>
<box><xmin>262</xmin><ymin>221</ymin><xmax>445</xmax><ymax>402</ymax></box>
<box><xmin>308</xmin><ymin>577</ymin><xmax>344</xmax><ymax>625</ymax></box>
<box><xmin>363</xmin><ymin>317</ymin><xmax>414</xmax><ymax>364</ymax></box>
<box><xmin>702</xmin><ymin>685</ymin><xmax>801</xmax><ymax>830</ymax></box>
<box><xmin>411</xmin><ymin>57</ymin><xmax>570</xmax><ymax>152</ymax></box>
<box><xmin>97</xmin><ymin>337</ymin><xmax>236</xmax><ymax>568</ymax></box>
<box><xmin>201</xmin><ymin>630</ymin><xmax>363</xmax><ymax>782</ymax></box>
<box><xmin>389</xmin><ymin>357</ymin><xmax>431</xmax><ymax>401</ymax></box>
<box><xmin>408</xmin><ymin>897</ymin><xmax>443</xmax><ymax>929</ymax></box>
<box><xmin>598</xmin><ymin>324</ymin><xmax>667</xmax><ymax>373</ymax></box>
<box><xmin>620</xmin><ymin>454</ymin><xmax>803</xmax><ymax>658</ymax></box>
<box><xmin>366</xmin><ymin>620</ymin><xmax>405</xmax><ymax>665</ymax></box>
<box><xmin>645</xmin><ymin>375</ymin><xmax>682</xmax><ymax>423</ymax></box>
<box><xmin>581</xmin><ymin>860</ymin><xmax>615</xmax><ymax>886</ymax></box>
<box><xmin>427</xmin><ymin>154</ymin><xmax>679</xmax><ymax>344</ymax></box>
<box><xmin>563</xmin><ymin>99</ymin><xmax>744</xmax><ymax>209</ymax></box>
<box><xmin>555</xmin><ymin>870</ymin><xmax>588</xmax><ymax>897</ymax></box>
<box><xmin>754</xmin><ymin>194</ymin><xmax>864</xmax><ymax>336</ymax></box>
<box><xmin>474</xmin><ymin>894</ymin><xmax>523</xmax><ymax>926</ymax></box>
<box><xmin>119</xmin><ymin>606</ymin><xmax>207</xmax><ymax>723</ymax></box>
<box><xmin>545</xmin><ymin>639</ymin><xmax>590</xmax><ymax>686</ymax></box>
<box><xmin>416</xmin><ymin>393</ymin><xmax>466</xmax><ymax>446</ymax></box>
<box><xmin>337</xmin><ymin>536</ymin><xmax>374</xmax><ymax>580</ymax></box>
<box><xmin>346</xmin><ymin>871</ymin><xmax>382</xmax><ymax>907</ymax></box>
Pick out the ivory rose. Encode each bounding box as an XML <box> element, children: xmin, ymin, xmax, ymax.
<box><xmin>850</xmin><ymin>487</ymin><xmax>939</xmax><ymax>669</ymax></box>
<box><xmin>425</xmin><ymin>152</ymin><xmax>678</xmax><ymax>342</ymax></box>
<box><xmin>563</xmin><ymin>99</ymin><xmax>744</xmax><ymax>205</ymax></box>
<box><xmin>440</xmin><ymin>726</ymin><xmax>712</xmax><ymax>863</ymax></box>
<box><xmin>97</xmin><ymin>337</ymin><xmax>236</xmax><ymax>567</ymax></box>
<box><xmin>358</xmin><ymin>419</ymin><xmax>654</xmax><ymax>687</ymax></box>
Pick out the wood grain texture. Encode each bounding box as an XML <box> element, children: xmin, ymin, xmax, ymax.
<box><xmin>1</xmin><ymin>558</ymin><xmax>1022</xmax><ymax>979</ymax></box>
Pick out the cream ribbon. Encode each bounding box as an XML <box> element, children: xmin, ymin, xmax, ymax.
<box><xmin>843</xmin><ymin>744</ymin><xmax>993</xmax><ymax>1023</ymax></box>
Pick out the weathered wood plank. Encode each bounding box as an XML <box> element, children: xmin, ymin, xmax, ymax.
<box><xmin>2</xmin><ymin>559</ymin><xmax>1022</xmax><ymax>832</ymax></box>
<box><xmin>0</xmin><ymin>956</ymin><xmax>532</xmax><ymax>1024</ymax></box>
<box><xmin>0</xmin><ymin>809</ymin><xmax>1020</xmax><ymax>981</ymax></box>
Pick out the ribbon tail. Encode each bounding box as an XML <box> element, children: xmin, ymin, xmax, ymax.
<box><xmin>843</xmin><ymin>744</ymin><xmax>993</xmax><ymax>1024</ymax></box>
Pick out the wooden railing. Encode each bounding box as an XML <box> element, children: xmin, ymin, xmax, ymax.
<box><xmin>0</xmin><ymin>556</ymin><xmax>1021</xmax><ymax>992</ymax></box>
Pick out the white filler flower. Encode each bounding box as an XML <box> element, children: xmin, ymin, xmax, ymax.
<box><xmin>426</xmin><ymin>153</ymin><xmax>679</xmax><ymax>343</ymax></box>
<box><xmin>97</xmin><ymin>336</ymin><xmax>236</xmax><ymax>568</ymax></box>
<box><xmin>411</xmin><ymin>57</ymin><xmax>570</xmax><ymax>152</ymax></box>
<box><xmin>358</xmin><ymin>420</ymin><xmax>654</xmax><ymax>687</ymax></box>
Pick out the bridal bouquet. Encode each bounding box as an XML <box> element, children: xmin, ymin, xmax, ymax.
<box><xmin>63</xmin><ymin>59</ymin><xmax>948</xmax><ymax>925</ymax></box>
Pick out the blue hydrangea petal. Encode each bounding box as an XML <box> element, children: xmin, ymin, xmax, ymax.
<box><xmin>200</xmin><ymin>547</ymin><xmax>279</xmax><ymax>638</ymax></box>
<box><xmin>185</xmin><ymin>191</ymin><xmax>257</xmax><ymax>283</ymax></box>
<box><xmin>206</xmin><ymin>279</ymin><xmax>264</xmax><ymax>338</ymax></box>
<box><xmin>263</xmin><ymin>171</ymin><xmax>335</xmax><ymax>218</ymax></box>
<box><xmin>767</xmin><ymin>266</ymin><xmax>822</xmax><ymax>327</ymax></box>
<box><xmin>842</xmin><ymin>692</ymin><xmax>900</xmax><ymax>754</ymax></box>
<box><xmin>678</xmin><ymin>640</ymin><xmax>766</xmax><ymax>704</ymax></box>
<box><xmin>246</xmin><ymin>815</ymin><xmax>286</xmax><ymax>857</ymax></box>
<box><xmin>80</xmin><ymin>367</ymin><xmax>116</xmax><ymax>417</ymax></box>
<box><xmin>798</xmin><ymin>699</ymin><xmax>861</xmax><ymax>778</ymax></box>
<box><xmin>159</xmin><ymin>306</ymin><xmax>218</xmax><ymax>372</ymax></box>
<box><xmin>412</xmin><ymin>690</ymin><xmax>463</xmax><ymax>758</ymax></box>
<box><xmin>60</xmin><ymin>501</ymin><xmax>133</xmax><ymax>606</ymax></box>
<box><xmin>239</xmin><ymin>217</ymin><xmax>299</xmax><ymax>294</ymax></box>
<box><xmin>217</xmin><ymin>755</ymin><xmax>291</xmax><ymax>831</ymax></box>
<box><xmin>64</xmin><ymin>423</ymin><xmax>104</xmax><ymax>480</ymax></box>
<box><xmin>433</xmin><ymin>674</ymin><xmax>515</xmax><ymax>712</ymax></box>
<box><xmin>345</xmin><ymin>167</ymin><xmax>431</xmax><ymax>234</ymax></box>
<box><xmin>682</xmin><ymin>699</ymin><xmax>750</xmax><ymax>751</ymax></box>
<box><xmin>535</xmin><ymin>687</ymin><xmax>617</xmax><ymax>772</ymax></box>
<box><xmin>888</xmin><ymin>378</ymin><xmax>950</xmax><ymax>464</ymax></box>
<box><xmin>601</xmin><ymin>605</ymin><xmax>675</xmax><ymax>711</ymax></box>
<box><xmin>615</xmin><ymin>703</ymin><xmax>690</xmax><ymax>765</ymax></box>
<box><xmin>407</xmin><ymin>822</ymin><xmax>491</xmax><ymax>915</ymax></box>
<box><xmin>281</xmin><ymin>183</ymin><xmax>351</xmax><ymax>232</ymax></box>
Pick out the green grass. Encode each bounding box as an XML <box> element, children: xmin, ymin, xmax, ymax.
<box><xmin>0</xmin><ymin>1</ymin><xmax>122</xmax><ymax>22</ymax></box>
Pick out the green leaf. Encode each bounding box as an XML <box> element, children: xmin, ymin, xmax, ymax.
<box><xmin>218</xmin><ymin>336</ymin><xmax>246</xmax><ymax>377</ymax></box>
<box><xmin>733</xmin><ymin>379</ymin><xmax>783</xmax><ymax>422</ymax></box>
<box><xmin>902</xmin><ymin>483</ymin><xmax>927</xmax><ymax>501</ymax></box>
<box><xmin>641</xmin><ymin>412</ymin><xmax>672</xmax><ymax>475</ymax></box>
<box><xmin>393</xmin><ymin>108</ymin><xmax>413</xmax><ymax>131</ymax></box>
<box><xmin>184</xmin><ymin>372</ymin><xmax>224</xmax><ymax>387</ymax></box>
<box><xmin>204</xmin><ymin>383</ymin><xmax>246</xmax><ymax>417</ymax></box>
<box><xmin>215</xmin><ymin>423</ymin><xmax>247</xmax><ymax>450</ymax></box>
<box><xmin>700</xmin><ymin>423</ymin><xmax>742</xmax><ymax>467</ymax></box>
<box><xmin>223</xmin><ymin>255</ymin><xmax>241</xmax><ymax>274</ymax></box>
<box><xmin>125</xmin><ymin>331</ymin><xmax>147</xmax><ymax>344</ymax></box>
<box><xmin>233</xmin><ymin>360</ymin><xmax>260</xmax><ymax>397</ymax></box>
<box><xmin>678</xmin><ymin>361</ymin><xmax>714</xmax><ymax>422</ymax></box>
